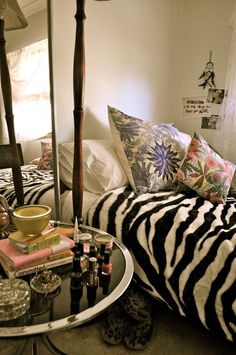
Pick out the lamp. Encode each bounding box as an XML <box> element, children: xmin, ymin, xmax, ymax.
<box><xmin>73</xmin><ymin>0</ymin><xmax>110</xmax><ymax>223</ymax></box>
<box><xmin>0</xmin><ymin>0</ymin><xmax>28</xmax><ymax>206</ymax></box>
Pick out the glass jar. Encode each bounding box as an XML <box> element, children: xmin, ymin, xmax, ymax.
<box><xmin>0</xmin><ymin>279</ymin><xmax>31</xmax><ymax>321</ymax></box>
<box><xmin>79</xmin><ymin>233</ymin><xmax>92</xmax><ymax>255</ymax></box>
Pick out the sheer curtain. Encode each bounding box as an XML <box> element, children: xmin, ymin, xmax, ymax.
<box><xmin>1</xmin><ymin>38</ymin><xmax>51</xmax><ymax>143</ymax></box>
<box><xmin>217</xmin><ymin>4</ymin><xmax>236</xmax><ymax>163</ymax></box>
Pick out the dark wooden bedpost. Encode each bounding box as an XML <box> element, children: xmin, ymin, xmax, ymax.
<box><xmin>72</xmin><ymin>0</ymin><xmax>86</xmax><ymax>223</ymax></box>
<box><xmin>0</xmin><ymin>19</ymin><xmax>24</xmax><ymax>206</ymax></box>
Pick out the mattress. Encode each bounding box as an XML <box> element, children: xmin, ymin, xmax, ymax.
<box><xmin>0</xmin><ymin>164</ymin><xmax>55</xmax><ymax>218</ymax></box>
<box><xmin>87</xmin><ymin>185</ymin><xmax>236</xmax><ymax>343</ymax></box>
<box><xmin>60</xmin><ymin>189</ymin><xmax>101</xmax><ymax>223</ymax></box>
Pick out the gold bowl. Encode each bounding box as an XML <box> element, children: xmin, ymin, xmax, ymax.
<box><xmin>11</xmin><ymin>205</ymin><xmax>51</xmax><ymax>235</ymax></box>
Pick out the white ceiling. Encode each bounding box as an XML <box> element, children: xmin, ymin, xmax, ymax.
<box><xmin>18</xmin><ymin>0</ymin><xmax>47</xmax><ymax>17</ymax></box>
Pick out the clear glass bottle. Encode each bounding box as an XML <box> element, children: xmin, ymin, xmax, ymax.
<box><xmin>79</xmin><ymin>233</ymin><xmax>92</xmax><ymax>255</ymax></box>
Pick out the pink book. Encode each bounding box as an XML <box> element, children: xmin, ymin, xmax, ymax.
<box><xmin>0</xmin><ymin>235</ymin><xmax>75</xmax><ymax>269</ymax></box>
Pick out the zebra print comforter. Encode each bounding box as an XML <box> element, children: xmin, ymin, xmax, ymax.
<box><xmin>0</xmin><ymin>165</ymin><xmax>54</xmax><ymax>207</ymax></box>
<box><xmin>87</xmin><ymin>186</ymin><xmax>236</xmax><ymax>343</ymax></box>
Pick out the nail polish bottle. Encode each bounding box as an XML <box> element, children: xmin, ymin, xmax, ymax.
<box><xmin>89</xmin><ymin>245</ymin><xmax>97</xmax><ymax>258</ymax></box>
<box><xmin>86</xmin><ymin>257</ymin><xmax>98</xmax><ymax>307</ymax></box>
<box><xmin>87</xmin><ymin>257</ymin><xmax>98</xmax><ymax>287</ymax></box>
<box><xmin>70</xmin><ymin>251</ymin><xmax>83</xmax><ymax>299</ymax></box>
<box><xmin>97</xmin><ymin>243</ymin><xmax>106</xmax><ymax>277</ymax></box>
<box><xmin>102</xmin><ymin>250</ymin><xmax>112</xmax><ymax>275</ymax></box>
<box><xmin>102</xmin><ymin>274</ymin><xmax>111</xmax><ymax>295</ymax></box>
<box><xmin>70</xmin><ymin>272</ymin><xmax>83</xmax><ymax>313</ymax></box>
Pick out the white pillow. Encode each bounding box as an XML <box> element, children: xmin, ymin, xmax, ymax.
<box><xmin>59</xmin><ymin>140</ymin><xmax>128</xmax><ymax>194</ymax></box>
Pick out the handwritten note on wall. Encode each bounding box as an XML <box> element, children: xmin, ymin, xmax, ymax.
<box><xmin>182</xmin><ymin>96</ymin><xmax>212</xmax><ymax>118</ymax></box>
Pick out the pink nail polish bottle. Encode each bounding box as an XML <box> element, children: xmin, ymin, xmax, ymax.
<box><xmin>102</xmin><ymin>250</ymin><xmax>112</xmax><ymax>275</ymax></box>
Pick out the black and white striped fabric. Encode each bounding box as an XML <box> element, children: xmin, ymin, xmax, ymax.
<box><xmin>87</xmin><ymin>186</ymin><xmax>236</xmax><ymax>342</ymax></box>
<box><xmin>0</xmin><ymin>165</ymin><xmax>54</xmax><ymax>207</ymax></box>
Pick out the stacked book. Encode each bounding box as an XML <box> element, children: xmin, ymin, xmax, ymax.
<box><xmin>0</xmin><ymin>226</ymin><xmax>75</xmax><ymax>278</ymax></box>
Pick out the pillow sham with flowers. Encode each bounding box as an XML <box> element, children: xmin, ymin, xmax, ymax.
<box><xmin>38</xmin><ymin>141</ymin><xmax>53</xmax><ymax>170</ymax></box>
<box><xmin>176</xmin><ymin>131</ymin><xmax>235</xmax><ymax>203</ymax></box>
<box><xmin>108</xmin><ymin>106</ymin><xmax>191</xmax><ymax>194</ymax></box>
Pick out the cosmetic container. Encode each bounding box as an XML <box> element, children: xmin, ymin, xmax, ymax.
<box><xmin>102</xmin><ymin>273</ymin><xmax>111</xmax><ymax>295</ymax></box>
<box><xmin>86</xmin><ymin>257</ymin><xmax>98</xmax><ymax>307</ymax></box>
<box><xmin>70</xmin><ymin>252</ymin><xmax>83</xmax><ymax>294</ymax></box>
<box><xmin>89</xmin><ymin>245</ymin><xmax>97</xmax><ymax>258</ymax></box>
<box><xmin>94</xmin><ymin>233</ymin><xmax>113</xmax><ymax>250</ymax></box>
<box><xmin>87</xmin><ymin>257</ymin><xmax>98</xmax><ymax>287</ymax></box>
<box><xmin>79</xmin><ymin>233</ymin><xmax>92</xmax><ymax>255</ymax></box>
<box><xmin>70</xmin><ymin>252</ymin><xmax>83</xmax><ymax>313</ymax></box>
<box><xmin>97</xmin><ymin>243</ymin><xmax>106</xmax><ymax>277</ymax></box>
<box><xmin>97</xmin><ymin>243</ymin><xmax>106</xmax><ymax>260</ymax></box>
<box><xmin>102</xmin><ymin>250</ymin><xmax>112</xmax><ymax>275</ymax></box>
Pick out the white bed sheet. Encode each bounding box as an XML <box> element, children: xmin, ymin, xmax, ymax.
<box><xmin>37</xmin><ymin>188</ymin><xmax>56</xmax><ymax>220</ymax></box>
<box><xmin>60</xmin><ymin>190</ymin><xmax>101</xmax><ymax>223</ymax></box>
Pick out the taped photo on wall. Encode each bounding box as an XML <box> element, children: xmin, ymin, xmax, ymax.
<box><xmin>201</xmin><ymin>115</ymin><xmax>221</xmax><ymax>130</ymax></box>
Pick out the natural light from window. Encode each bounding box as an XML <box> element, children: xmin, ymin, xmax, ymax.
<box><xmin>6</xmin><ymin>38</ymin><xmax>51</xmax><ymax>141</ymax></box>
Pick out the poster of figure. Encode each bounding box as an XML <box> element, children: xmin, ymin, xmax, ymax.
<box><xmin>207</xmin><ymin>88</ymin><xmax>225</xmax><ymax>104</ymax></box>
<box><xmin>182</xmin><ymin>96</ymin><xmax>212</xmax><ymax>118</ymax></box>
<box><xmin>201</xmin><ymin>115</ymin><xmax>221</xmax><ymax>130</ymax></box>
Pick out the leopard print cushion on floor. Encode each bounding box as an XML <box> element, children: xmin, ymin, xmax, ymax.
<box><xmin>101</xmin><ymin>303</ymin><xmax>130</xmax><ymax>345</ymax></box>
<box><xmin>101</xmin><ymin>283</ymin><xmax>156</xmax><ymax>350</ymax></box>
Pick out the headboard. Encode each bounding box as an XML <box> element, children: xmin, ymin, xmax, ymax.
<box><xmin>0</xmin><ymin>144</ymin><xmax>24</xmax><ymax>169</ymax></box>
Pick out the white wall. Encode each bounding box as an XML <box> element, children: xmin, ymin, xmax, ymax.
<box><xmin>51</xmin><ymin>0</ymin><xmax>235</xmax><ymax>149</ymax></box>
<box><xmin>172</xmin><ymin>0</ymin><xmax>235</xmax><ymax>153</ymax></box>
<box><xmin>51</xmin><ymin>0</ymin><xmax>183</xmax><ymax>143</ymax></box>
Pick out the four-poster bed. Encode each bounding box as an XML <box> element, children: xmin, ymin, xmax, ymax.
<box><xmin>72</xmin><ymin>0</ymin><xmax>110</xmax><ymax>224</ymax></box>
<box><xmin>72</xmin><ymin>0</ymin><xmax>86</xmax><ymax>224</ymax></box>
<box><xmin>69</xmin><ymin>0</ymin><xmax>236</xmax><ymax>344</ymax></box>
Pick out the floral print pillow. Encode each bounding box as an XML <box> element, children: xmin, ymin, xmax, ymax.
<box><xmin>176</xmin><ymin>132</ymin><xmax>235</xmax><ymax>203</ymax></box>
<box><xmin>108</xmin><ymin>106</ymin><xmax>190</xmax><ymax>194</ymax></box>
<box><xmin>38</xmin><ymin>141</ymin><xmax>53</xmax><ymax>170</ymax></box>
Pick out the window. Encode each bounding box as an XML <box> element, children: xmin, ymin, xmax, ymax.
<box><xmin>3</xmin><ymin>38</ymin><xmax>51</xmax><ymax>142</ymax></box>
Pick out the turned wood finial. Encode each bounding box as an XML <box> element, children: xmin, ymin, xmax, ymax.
<box><xmin>72</xmin><ymin>0</ymin><xmax>85</xmax><ymax>223</ymax></box>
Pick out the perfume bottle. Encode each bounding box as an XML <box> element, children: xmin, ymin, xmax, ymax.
<box><xmin>86</xmin><ymin>257</ymin><xmax>98</xmax><ymax>307</ymax></box>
